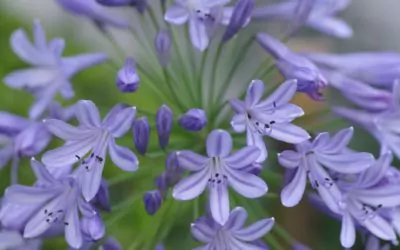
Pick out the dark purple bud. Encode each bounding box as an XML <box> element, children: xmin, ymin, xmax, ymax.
<box><xmin>92</xmin><ymin>179</ymin><xmax>111</xmax><ymax>212</ymax></box>
<box><xmin>116</xmin><ymin>57</ymin><xmax>140</xmax><ymax>93</ymax></box>
<box><xmin>81</xmin><ymin>214</ymin><xmax>105</xmax><ymax>241</ymax></box>
<box><xmin>101</xmin><ymin>236</ymin><xmax>122</xmax><ymax>250</ymax></box>
<box><xmin>143</xmin><ymin>190</ymin><xmax>163</xmax><ymax>215</ymax></box>
<box><xmin>223</xmin><ymin>0</ymin><xmax>254</xmax><ymax>42</ymax></box>
<box><xmin>178</xmin><ymin>109</ymin><xmax>207</xmax><ymax>131</ymax></box>
<box><xmin>156</xmin><ymin>105</ymin><xmax>173</xmax><ymax>149</ymax></box>
<box><xmin>154</xmin><ymin>30</ymin><xmax>172</xmax><ymax>67</ymax></box>
<box><xmin>132</xmin><ymin>117</ymin><xmax>150</xmax><ymax>155</ymax></box>
<box><xmin>165</xmin><ymin>152</ymin><xmax>182</xmax><ymax>185</ymax></box>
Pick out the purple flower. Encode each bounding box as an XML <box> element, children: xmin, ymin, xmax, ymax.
<box><xmin>100</xmin><ymin>236</ymin><xmax>122</xmax><ymax>250</ymax></box>
<box><xmin>2</xmin><ymin>159</ymin><xmax>98</xmax><ymax>249</ymax></box>
<box><xmin>365</xmin><ymin>235</ymin><xmax>391</xmax><ymax>250</ymax></box>
<box><xmin>305</xmin><ymin>52</ymin><xmax>400</xmax><ymax>87</ymax></box>
<box><xmin>230</xmin><ymin>79</ymin><xmax>309</xmax><ymax>162</ymax></box>
<box><xmin>154</xmin><ymin>30</ymin><xmax>172</xmax><ymax>67</ymax></box>
<box><xmin>278</xmin><ymin>127</ymin><xmax>373</xmax><ymax>208</ymax></box>
<box><xmin>222</xmin><ymin>0</ymin><xmax>254</xmax><ymax>42</ymax></box>
<box><xmin>116</xmin><ymin>57</ymin><xmax>140</xmax><ymax>93</ymax></box>
<box><xmin>42</xmin><ymin>100</ymin><xmax>138</xmax><ymax>201</ymax></box>
<box><xmin>143</xmin><ymin>190</ymin><xmax>163</xmax><ymax>215</ymax></box>
<box><xmin>81</xmin><ymin>214</ymin><xmax>105</xmax><ymax>241</ymax></box>
<box><xmin>3</xmin><ymin>20</ymin><xmax>107</xmax><ymax>119</ymax></box>
<box><xmin>155</xmin><ymin>244</ymin><xmax>165</xmax><ymax>250</ymax></box>
<box><xmin>178</xmin><ymin>109</ymin><xmax>207</xmax><ymax>132</ymax></box>
<box><xmin>132</xmin><ymin>117</ymin><xmax>150</xmax><ymax>155</ymax></box>
<box><xmin>253</xmin><ymin>0</ymin><xmax>353</xmax><ymax>38</ymax></box>
<box><xmin>173</xmin><ymin>129</ymin><xmax>268</xmax><ymax>225</ymax></box>
<box><xmin>164</xmin><ymin>0</ymin><xmax>231</xmax><ymax>51</ymax></box>
<box><xmin>333</xmin><ymin>153</ymin><xmax>400</xmax><ymax>248</ymax></box>
<box><xmin>96</xmin><ymin>0</ymin><xmax>147</xmax><ymax>14</ymax></box>
<box><xmin>256</xmin><ymin>33</ymin><xmax>327</xmax><ymax>100</ymax></box>
<box><xmin>191</xmin><ymin>207</ymin><xmax>274</xmax><ymax>249</ymax></box>
<box><xmin>156</xmin><ymin>105</ymin><xmax>173</xmax><ymax>149</ymax></box>
<box><xmin>56</xmin><ymin>0</ymin><xmax>129</xmax><ymax>29</ymax></box>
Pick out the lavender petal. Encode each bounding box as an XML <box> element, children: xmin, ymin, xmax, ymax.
<box><xmin>234</xmin><ymin>218</ymin><xmax>275</xmax><ymax>241</ymax></box>
<box><xmin>173</xmin><ymin>167</ymin><xmax>209</xmax><ymax>200</ymax></box>
<box><xmin>176</xmin><ymin>150</ymin><xmax>208</xmax><ymax>171</ymax></box>
<box><xmin>108</xmin><ymin>138</ymin><xmax>138</xmax><ymax>172</ymax></box>
<box><xmin>206</xmin><ymin>130</ymin><xmax>233</xmax><ymax>158</ymax></box>
<box><xmin>226</xmin><ymin>168</ymin><xmax>268</xmax><ymax>198</ymax></box>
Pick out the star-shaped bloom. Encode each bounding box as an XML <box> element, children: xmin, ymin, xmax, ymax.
<box><xmin>164</xmin><ymin>0</ymin><xmax>233</xmax><ymax>51</ymax></box>
<box><xmin>3</xmin><ymin>20</ymin><xmax>108</xmax><ymax>119</ymax></box>
<box><xmin>256</xmin><ymin>33</ymin><xmax>328</xmax><ymax>100</ymax></box>
<box><xmin>191</xmin><ymin>207</ymin><xmax>274</xmax><ymax>250</ymax></box>
<box><xmin>230</xmin><ymin>79</ymin><xmax>310</xmax><ymax>162</ymax></box>
<box><xmin>278</xmin><ymin>127</ymin><xmax>374</xmax><ymax>208</ymax></box>
<box><xmin>2</xmin><ymin>159</ymin><xmax>98</xmax><ymax>249</ymax></box>
<box><xmin>42</xmin><ymin>100</ymin><xmax>138</xmax><ymax>201</ymax></box>
<box><xmin>333</xmin><ymin>152</ymin><xmax>400</xmax><ymax>248</ymax></box>
<box><xmin>173</xmin><ymin>129</ymin><xmax>268</xmax><ymax>225</ymax></box>
<box><xmin>253</xmin><ymin>0</ymin><xmax>353</xmax><ymax>38</ymax></box>
<box><xmin>56</xmin><ymin>0</ymin><xmax>130</xmax><ymax>29</ymax></box>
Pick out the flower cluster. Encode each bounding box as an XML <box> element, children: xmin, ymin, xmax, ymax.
<box><xmin>0</xmin><ymin>0</ymin><xmax>399</xmax><ymax>249</ymax></box>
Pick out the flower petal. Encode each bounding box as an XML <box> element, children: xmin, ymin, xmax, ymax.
<box><xmin>206</xmin><ymin>130</ymin><xmax>232</xmax><ymax>158</ymax></box>
<box><xmin>351</xmin><ymin>185</ymin><xmax>400</xmax><ymax>207</ymax></box>
<box><xmin>176</xmin><ymin>150</ymin><xmax>209</xmax><ymax>171</ymax></box>
<box><xmin>30</xmin><ymin>158</ymin><xmax>56</xmax><ymax>185</ymax></box>
<box><xmin>245</xmin><ymin>80</ymin><xmax>265</xmax><ymax>107</ymax></box>
<box><xmin>42</xmin><ymin>135</ymin><xmax>96</xmax><ymax>167</ymax></box>
<box><xmin>246</xmin><ymin>127</ymin><xmax>267</xmax><ymax>162</ymax></box>
<box><xmin>359</xmin><ymin>152</ymin><xmax>392</xmax><ymax>187</ymax></box>
<box><xmin>189</xmin><ymin>18</ymin><xmax>209</xmax><ymax>51</ymax></box>
<box><xmin>76</xmin><ymin>100</ymin><xmax>101</xmax><ymax>128</ymax></box>
<box><xmin>5</xmin><ymin>185</ymin><xmax>59</xmax><ymax>205</ymax></box>
<box><xmin>33</xmin><ymin>20</ymin><xmax>47</xmax><ymax>50</ymax></box>
<box><xmin>230</xmin><ymin>99</ymin><xmax>246</xmax><ymax>113</ymax></box>
<box><xmin>363</xmin><ymin>214</ymin><xmax>397</xmax><ymax>241</ymax></box>
<box><xmin>323</xmin><ymin>127</ymin><xmax>354</xmax><ymax>153</ymax></box>
<box><xmin>209</xmin><ymin>182</ymin><xmax>230</xmax><ymax>225</ymax></box>
<box><xmin>308</xmin><ymin>17</ymin><xmax>353</xmax><ymax>39</ymax></box>
<box><xmin>65</xmin><ymin>204</ymin><xmax>83</xmax><ymax>249</ymax></box>
<box><xmin>224</xmin><ymin>146</ymin><xmax>260</xmax><ymax>169</ymax></box>
<box><xmin>316</xmin><ymin>152</ymin><xmax>373</xmax><ymax>174</ymax></box>
<box><xmin>81</xmin><ymin>160</ymin><xmax>106</xmax><ymax>202</ymax></box>
<box><xmin>278</xmin><ymin>150</ymin><xmax>301</xmax><ymax>168</ymax></box>
<box><xmin>0</xmin><ymin>231</ymin><xmax>25</xmax><ymax>250</ymax></box>
<box><xmin>108</xmin><ymin>138</ymin><xmax>138</xmax><ymax>172</ymax></box>
<box><xmin>268</xmin><ymin>123</ymin><xmax>310</xmax><ymax>144</ymax></box>
<box><xmin>281</xmin><ymin>167</ymin><xmax>306</xmax><ymax>207</ymax></box>
<box><xmin>164</xmin><ymin>5</ymin><xmax>189</xmax><ymax>25</ymax></box>
<box><xmin>230</xmin><ymin>238</ymin><xmax>265</xmax><ymax>250</ymax></box>
<box><xmin>231</xmin><ymin>114</ymin><xmax>246</xmax><ymax>133</ymax></box>
<box><xmin>260</xmin><ymin>79</ymin><xmax>297</xmax><ymax>107</ymax></box>
<box><xmin>226</xmin><ymin>168</ymin><xmax>268</xmax><ymax>198</ymax></box>
<box><xmin>340</xmin><ymin>212</ymin><xmax>356</xmax><ymax>248</ymax></box>
<box><xmin>224</xmin><ymin>207</ymin><xmax>248</xmax><ymax>230</ymax></box>
<box><xmin>190</xmin><ymin>221</ymin><xmax>213</xmax><ymax>243</ymax></box>
<box><xmin>173</xmin><ymin>168</ymin><xmax>209</xmax><ymax>200</ymax></box>
<box><xmin>104</xmin><ymin>106</ymin><xmax>136</xmax><ymax>138</ymax></box>
<box><xmin>234</xmin><ymin>218</ymin><xmax>275</xmax><ymax>241</ymax></box>
<box><xmin>44</xmin><ymin>119</ymin><xmax>96</xmax><ymax>141</ymax></box>
<box><xmin>3</xmin><ymin>68</ymin><xmax>58</xmax><ymax>89</ymax></box>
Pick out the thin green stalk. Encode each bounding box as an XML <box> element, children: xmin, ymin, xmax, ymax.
<box><xmin>163</xmin><ymin>68</ymin><xmax>186</xmax><ymax>112</ymax></box>
<box><xmin>209</xmin><ymin>42</ymin><xmax>224</xmax><ymax>114</ymax></box>
<box><xmin>197</xmin><ymin>49</ymin><xmax>209</xmax><ymax>108</ymax></box>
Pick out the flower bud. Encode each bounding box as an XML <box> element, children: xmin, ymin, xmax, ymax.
<box><xmin>81</xmin><ymin>214</ymin><xmax>105</xmax><ymax>241</ymax></box>
<box><xmin>178</xmin><ymin>109</ymin><xmax>207</xmax><ymax>131</ymax></box>
<box><xmin>143</xmin><ymin>190</ymin><xmax>163</xmax><ymax>215</ymax></box>
<box><xmin>116</xmin><ymin>57</ymin><xmax>140</xmax><ymax>93</ymax></box>
<box><xmin>154</xmin><ymin>30</ymin><xmax>172</xmax><ymax>67</ymax></box>
<box><xmin>100</xmin><ymin>237</ymin><xmax>122</xmax><ymax>250</ymax></box>
<box><xmin>165</xmin><ymin>152</ymin><xmax>182</xmax><ymax>185</ymax></box>
<box><xmin>92</xmin><ymin>179</ymin><xmax>111</xmax><ymax>212</ymax></box>
<box><xmin>223</xmin><ymin>0</ymin><xmax>254</xmax><ymax>42</ymax></box>
<box><xmin>156</xmin><ymin>105</ymin><xmax>173</xmax><ymax>149</ymax></box>
<box><xmin>132</xmin><ymin>117</ymin><xmax>150</xmax><ymax>155</ymax></box>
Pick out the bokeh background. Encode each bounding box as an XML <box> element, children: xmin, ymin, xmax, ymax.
<box><xmin>0</xmin><ymin>1</ymin><xmax>399</xmax><ymax>249</ymax></box>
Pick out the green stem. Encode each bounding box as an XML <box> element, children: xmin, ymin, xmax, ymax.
<box><xmin>197</xmin><ymin>49</ymin><xmax>209</xmax><ymax>108</ymax></box>
<box><xmin>209</xmin><ymin>42</ymin><xmax>224</xmax><ymax>114</ymax></box>
<box><xmin>163</xmin><ymin>68</ymin><xmax>186</xmax><ymax>112</ymax></box>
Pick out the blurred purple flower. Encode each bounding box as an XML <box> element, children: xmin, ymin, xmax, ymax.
<box><xmin>100</xmin><ymin>236</ymin><xmax>122</xmax><ymax>250</ymax></box>
<box><xmin>132</xmin><ymin>116</ymin><xmax>150</xmax><ymax>155</ymax></box>
<box><xmin>173</xmin><ymin>129</ymin><xmax>268</xmax><ymax>225</ymax></box>
<box><xmin>97</xmin><ymin>0</ymin><xmax>147</xmax><ymax>14</ymax></box>
<box><xmin>116</xmin><ymin>57</ymin><xmax>140</xmax><ymax>93</ymax></box>
<box><xmin>253</xmin><ymin>0</ymin><xmax>353</xmax><ymax>38</ymax></box>
<box><xmin>256</xmin><ymin>33</ymin><xmax>328</xmax><ymax>100</ymax></box>
<box><xmin>0</xmin><ymin>230</ymin><xmax>42</xmax><ymax>250</ymax></box>
<box><xmin>222</xmin><ymin>0</ymin><xmax>254</xmax><ymax>42</ymax></box>
<box><xmin>178</xmin><ymin>109</ymin><xmax>207</xmax><ymax>132</ymax></box>
<box><xmin>42</xmin><ymin>100</ymin><xmax>138</xmax><ymax>201</ymax></box>
<box><xmin>191</xmin><ymin>207</ymin><xmax>274</xmax><ymax>249</ymax></box>
<box><xmin>3</xmin><ymin>20</ymin><xmax>107</xmax><ymax>119</ymax></box>
<box><xmin>155</xmin><ymin>30</ymin><xmax>172</xmax><ymax>67</ymax></box>
<box><xmin>56</xmin><ymin>0</ymin><xmax>130</xmax><ymax>29</ymax></box>
<box><xmin>230</xmin><ymin>79</ymin><xmax>309</xmax><ymax>162</ymax></box>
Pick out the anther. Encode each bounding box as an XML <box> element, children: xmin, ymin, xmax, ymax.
<box><xmin>95</xmin><ymin>155</ymin><xmax>103</xmax><ymax>163</ymax></box>
<box><xmin>64</xmin><ymin>222</ymin><xmax>69</xmax><ymax>226</ymax></box>
<box><xmin>75</xmin><ymin>155</ymin><xmax>81</xmax><ymax>160</ymax></box>
<box><xmin>270</xmin><ymin>121</ymin><xmax>275</xmax><ymax>125</ymax></box>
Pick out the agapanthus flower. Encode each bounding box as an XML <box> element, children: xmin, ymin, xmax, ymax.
<box><xmin>252</xmin><ymin>0</ymin><xmax>353</xmax><ymax>38</ymax></box>
<box><xmin>42</xmin><ymin>100</ymin><xmax>138</xmax><ymax>201</ymax></box>
<box><xmin>164</xmin><ymin>0</ymin><xmax>233</xmax><ymax>51</ymax></box>
<box><xmin>179</xmin><ymin>108</ymin><xmax>207</xmax><ymax>132</ymax></box>
<box><xmin>278</xmin><ymin>127</ymin><xmax>374</xmax><ymax>208</ymax></box>
<box><xmin>3</xmin><ymin>20</ymin><xmax>107</xmax><ymax>119</ymax></box>
<box><xmin>333</xmin><ymin>152</ymin><xmax>400</xmax><ymax>248</ymax></box>
<box><xmin>132</xmin><ymin>116</ymin><xmax>150</xmax><ymax>155</ymax></box>
<box><xmin>2</xmin><ymin>159</ymin><xmax>98</xmax><ymax>249</ymax></box>
<box><xmin>116</xmin><ymin>57</ymin><xmax>140</xmax><ymax>93</ymax></box>
<box><xmin>173</xmin><ymin>129</ymin><xmax>268</xmax><ymax>225</ymax></box>
<box><xmin>256</xmin><ymin>33</ymin><xmax>328</xmax><ymax>100</ymax></box>
<box><xmin>230</xmin><ymin>79</ymin><xmax>310</xmax><ymax>162</ymax></box>
<box><xmin>156</xmin><ymin>105</ymin><xmax>173</xmax><ymax>149</ymax></box>
<box><xmin>143</xmin><ymin>190</ymin><xmax>163</xmax><ymax>215</ymax></box>
<box><xmin>56</xmin><ymin>0</ymin><xmax>130</xmax><ymax>29</ymax></box>
<box><xmin>191</xmin><ymin>207</ymin><xmax>274</xmax><ymax>249</ymax></box>
<box><xmin>305</xmin><ymin>52</ymin><xmax>400</xmax><ymax>87</ymax></box>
